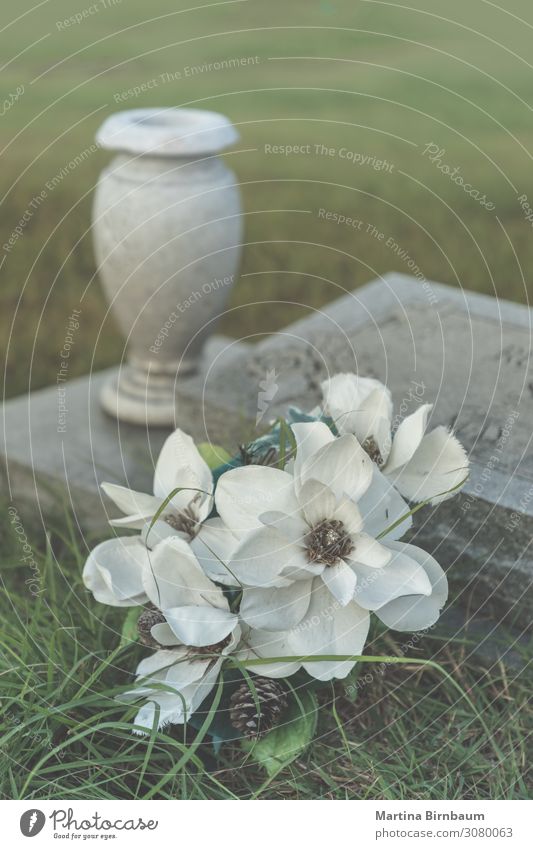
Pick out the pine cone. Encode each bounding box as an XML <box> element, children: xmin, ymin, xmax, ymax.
<box><xmin>229</xmin><ymin>677</ymin><xmax>288</xmax><ymax>739</ymax></box>
<box><xmin>137</xmin><ymin>606</ymin><xmax>166</xmax><ymax>648</ymax></box>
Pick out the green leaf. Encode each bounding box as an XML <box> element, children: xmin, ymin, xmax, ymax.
<box><xmin>119</xmin><ymin>607</ymin><xmax>141</xmax><ymax>647</ymax></box>
<box><xmin>197</xmin><ymin>442</ymin><xmax>232</xmax><ymax>470</ymax></box>
<box><xmin>241</xmin><ymin>688</ymin><xmax>318</xmax><ymax>777</ymax></box>
<box><xmin>276</xmin><ymin>417</ymin><xmax>297</xmax><ymax>469</ymax></box>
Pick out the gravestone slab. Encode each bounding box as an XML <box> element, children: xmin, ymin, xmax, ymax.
<box><xmin>180</xmin><ymin>273</ymin><xmax>533</xmax><ymax>627</ymax></box>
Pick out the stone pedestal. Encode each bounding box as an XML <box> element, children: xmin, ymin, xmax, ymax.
<box><xmin>93</xmin><ymin>108</ymin><xmax>242</xmax><ymax>426</ymax></box>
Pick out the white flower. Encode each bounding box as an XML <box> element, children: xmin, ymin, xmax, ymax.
<box><xmin>125</xmin><ymin>644</ymin><xmax>235</xmax><ymax>734</ymax></box>
<box><xmin>236</xmin><ymin>628</ymin><xmax>302</xmax><ymax>679</ymax></box>
<box><xmin>214</xmin><ymin>422</ymin><xmax>446</xmax><ymax>680</ymax></box>
<box><xmin>236</xmin><ymin>547</ymin><xmax>444</xmax><ymax>679</ymax></box>
<box><xmin>360</xmin><ymin>540</ymin><xmax>448</xmax><ymax>632</ymax></box>
<box><xmin>321</xmin><ymin>373</ymin><xmax>469</xmax><ymax>505</ymax></box>
<box><xmin>102</xmin><ymin>428</ymin><xmax>213</xmax><ymax>531</ymax></box>
<box><xmin>123</xmin><ymin>537</ymin><xmax>241</xmax><ymax>732</ymax></box>
<box><xmin>83</xmin><ymin>536</ymin><xmax>149</xmax><ymax>607</ymax></box>
<box><xmin>236</xmin><ymin>587</ymin><xmax>370</xmax><ymax>682</ymax></box>
<box><xmin>216</xmin><ymin>422</ymin><xmax>390</xmax><ymax>595</ymax></box>
<box><xmin>101</xmin><ymin>427</ymin><xmax>237</xmax><ymax>583</ymax></box>
<box><xmin>141</xmin><ymin>537</ymin><xmax>239</xmax><ymax>648</ymax></box>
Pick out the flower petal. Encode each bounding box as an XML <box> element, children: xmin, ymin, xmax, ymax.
<box><xmin>321</xmin><ymin>374</ymin><xmax>393</xmax><ymax>440</ymax></box>
<box><xmin>150</xmin><ymin>622</ymin><xmax>181</xmax><ymax>646</ymax></box>
<box><xmin>142</xmin><ymin>537</ymin><xmax>228</xmax><ymax>610</ymax></box>
<box><xmin>288</xmin><ymin>579</ymin><xmax>370</xmax><ymax>680</ymax></box>
<box><xmin>141</xmin><ymin>517</ymin><xmax>188</xmax><ymax>549</ymax></box>
<box><xmin>320</xmin><ymin>560</ymin><xmax>357</xmax><ymax>606</ymax></box>
<box><xmin>133</xmin><ymin>692</ymin><xmax>188</xmax><ymax>733</ymax></box>
<box><xmin>240</xmin><ymin>582</ymin><xmax>312</xmax><ymax>631</ymax></box>
<box><xmin>215</xmin><ymin>465</ymin><xmax>298</xmax><ymax>536</ymax></box>
<box><xmin>357</xmin><ymin>386</ymin><xmax>394</xmax><ymax>455</ymax></box>
<box><xmin>390</xmin><ymin>426</ymin><xmax>469</xmax><ymax>505</ymax></box>
<box><xmin>351</xmin><ymin>532</ymin><xmax>392</xmax><ymax>568</ymax></box>
<box><xmin>332</xmin><ymin>497</ymin><xmax>363</xmax><ymax>535</ymax></box>
<box><xmin>297</xmin><ymin>478</ymin><xmax>337</xmax><ymax>526</ymax></box>
<box><xmin>374</xmin><ymin>541</ymin><xmax>448</xmax><ymax>631</ymax></box>
<box><xmin>83</xmin><ymin>536</ymin><xmax>149</xmax><ymax>606</ymax></box>
<box><xmin>357</xmin><ymin>467</ymin><xmax>412</xmax><ymax>540</ymax></box>
<box><xmin>299</xmin><ymin>434</ymin><xmax>373</xmax><ymax>502</ymax></box>
<box><xmin>135</xmin><ymin>649</ymin><xmax>209</xmax><ymax>689</ymax></box>
<box><xmin>153</xmin><ymin>429</ymin><xmax>213</xmax><ymax>516</ymax></box>
<box><xmin>259</xmin><ymin>510</ymin><xmax>308</xmax><ymax>546</ymax></box>
<box><xmin>133</xmin><ymin>663</ymin><xmax>221</xmax><ymax>732</ymax></box>
<box><xmin>351</xmin><ymin>549</ymin><xmax>432</xmax><ymax>610</ymax></box>
<box><xmin>135</xmin><ymin>648</ymin><xmax>187</xmax><ymax>678</ymax></box>
<box><xmin>385</xmin><ymin>404</ymin><xmax>432</xmax><ymax>474</ymax></box>
<box><xmin>101</xmin><ymin>483</ymin><xmax>162</xmax><ymax>529</ymax></box>
<box><xmin>163</xmin><ymin>605</ymin><xmax>238</xmax><ymax>647</ymax></box>
<box><xmin>291</xmin><ymin>421</ymin><xmax>335</xmax><ymax>484</ymax></box>
<box><xmin>239</xmin><ymin>628</ymin><xmax>302</xmax><ymax>677</ymax></box>
<box><xmin>227</xmin><ymin>525</ymin><xmax>308</xmax><ymax>588</ymax></box>
<box><xmin>190</xmin><ymin>517</ymin><xmax>239</xmax><ymax>584</ymax></box>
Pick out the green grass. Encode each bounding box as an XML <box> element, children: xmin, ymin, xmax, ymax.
<box><xmin>2</xmin><ymin>0</ymin><xmax>533</xmax><ymax>396</ymax></box>
<box><xmin>0</xmin><ymin>502</ymin><xmax>530</xmax><ymax>800</ymax></box>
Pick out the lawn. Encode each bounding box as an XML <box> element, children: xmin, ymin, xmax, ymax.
<box><xmin>0</xmin><ymin>0</ymin><xmax>532</xmax><ymax>800</ymax></box>
<box><xmin>0</xmin><ymin>505</ymin><xmax>530</xmax><ymax>799</ymax></box>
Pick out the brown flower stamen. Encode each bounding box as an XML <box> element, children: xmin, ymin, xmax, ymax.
<box><xmin>305</xmin><ymin>519</ymin><xmax>354</xmax><ymax>567</ymax></box>
<box><xmin>164</xmin><ymin>501</ymin><xmax>199</xmax><ymax>539</ymax></box>
<box><xmin>362</xmin><ymin>436</ymin><xmax>384</xmax><ymax>467</ymax></box>
<box><xmin>137</xmin><ymin>605</ymin><xmax>167</xmax><ymax>648</ymax></box>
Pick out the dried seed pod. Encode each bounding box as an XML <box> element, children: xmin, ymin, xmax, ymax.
<box><xmin>137</xmin><ymin>606</ymin><xmax>166</xmax><ymax>648</ymax></box>
<box><xmin>229</xmin><ymin>677</ymin><xmax>288</xmax><ymax>739</ymax></box>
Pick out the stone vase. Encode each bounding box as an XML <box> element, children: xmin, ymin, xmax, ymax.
<box><xmin>92</xmin><ymin>108</ymin><xmax>242</xmax><ymax>425</ymax></box>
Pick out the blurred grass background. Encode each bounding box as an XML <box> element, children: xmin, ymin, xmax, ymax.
<box><xmin>1</xmin><ymin>0</ymin><xmax>533</xmax><ymax>397</ymax></box>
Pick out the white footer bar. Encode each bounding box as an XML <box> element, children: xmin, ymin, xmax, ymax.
<box><xmin>3</xmin><ymin>799</ymin><xmax>531</xmax><ymax>848</ymax></box>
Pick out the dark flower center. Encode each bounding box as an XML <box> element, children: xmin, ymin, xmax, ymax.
<box><xmin>362</xmin><ymin>436</ymin><xmax>384</xmax><ymax>467</ymax></box>
<box><xmin>164</xmin><ymin>501</ymin><xmax>200</xmax><ymax>540</ymax></box>
<box><xmin>305</xmin><ymin>519</ymin><xmax>354</xmax><ymax>567</ymax></box>
<box><xmin>137</xmin><ymin>605</ymin><xmax>167</xmax><ymax>648</ymax></box>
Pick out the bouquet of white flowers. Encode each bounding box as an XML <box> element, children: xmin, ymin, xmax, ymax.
<box><xmin>83</xmin><ymin>373</ymin><xmax>468</xmax><ymax>769</ymax></box>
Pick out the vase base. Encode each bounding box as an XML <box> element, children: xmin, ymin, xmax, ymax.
<box><xmin>100</xmin><ymin>363</ymin><xmax>191</xmax><ymax>426</ymax></box>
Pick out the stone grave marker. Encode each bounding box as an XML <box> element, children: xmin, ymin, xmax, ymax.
<box><xmin>181</xmin><ymin>272</ymin><xmax>533</xmax><ymax>631</ymax></box>
<box><xmin>1</xmin><ymin>273</ymin><xmax>531</xmax><ymax>643</ymax></box>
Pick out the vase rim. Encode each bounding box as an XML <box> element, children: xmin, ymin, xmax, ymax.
<box><xmin>96</xmin><ymin>108</ymin><xmax>239</xmax><ymax>156</ymax></box>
